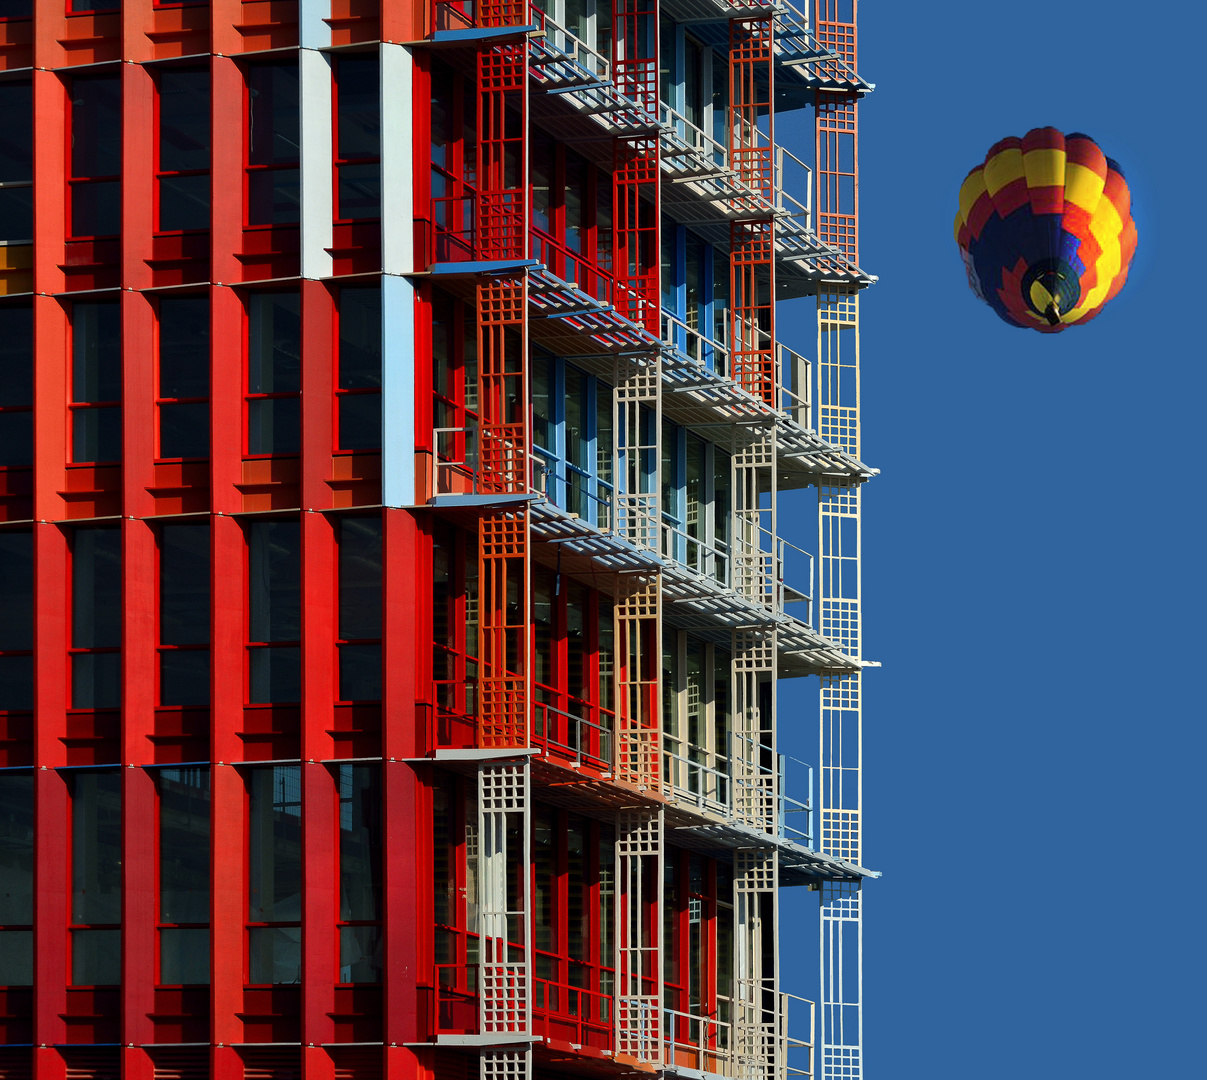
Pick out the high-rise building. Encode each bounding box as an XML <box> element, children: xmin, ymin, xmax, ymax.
<box><xmin>0</xmin><ymin>3</ymin><xmax>874</xmax><ymax>1080</ymax></box>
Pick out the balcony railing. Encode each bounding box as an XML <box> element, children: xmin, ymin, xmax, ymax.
<box><xmin>661</xmin><ymin>1006</ymin><xmax>733</xmax><ymax>1075</ymax></box>
<box><xmin>780</xmin><ymin>992</ymin><xmax>816</xmax><ymax>1080</ymax></box>
<box><xmin>532</xmin><ymin>694</ymin><xmax>615</xmax><ymax>771</ymax></box>
<box><xmin>661</xmin><ymin>518</ymin><xmax>730</xmax><ymax>586</ymax></box>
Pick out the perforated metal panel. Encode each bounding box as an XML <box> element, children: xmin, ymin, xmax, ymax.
<box><xmin>734</xmin><ymin>848</ymin><xmax>779</xmax><ymax>1080</ymax></box>
<box><xmin>615</xmin><ymin>808</ymin><xmax>663</xmax><ymax>1061</ymax></box>
<box><xmin>732</xmin><ymin>627</ymin><xmax>777</xmax><ymax>832</ymax></box>
<box><xmin>615</xmin><ymin>574</ymin><xmax>661</xmax><ymax>788</ymax></box>
<box><xmin>478</xmin><ymin>761</ymin><xmax>531</xmax><ymax>1036</ymax></box>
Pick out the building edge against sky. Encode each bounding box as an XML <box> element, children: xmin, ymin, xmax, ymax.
<box><xmin>0</xmin><ymin>3</ymin><xmax>875</xmax><ymax>1080</ymax></box>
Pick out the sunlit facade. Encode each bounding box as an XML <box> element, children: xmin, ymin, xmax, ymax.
<box><xmin>0</xmin><ymin>2</ymin><xmax>873</xmax><ymax>1080</ymax></box>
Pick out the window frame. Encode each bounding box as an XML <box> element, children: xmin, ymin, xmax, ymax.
<box><xmin>334</xmin><ymin>284</ymin><xmax>382</xmax><ymax>453</ymax></box>
<box><xmin>332</xmin><ymin>53</ymin><xmax>381</xmax><ymax>224</ymax></box>
<box><xmin>334</xmin><ymin>513</ymin><xmax>382</xmax><ymax>705</ymax></box>
<box><xmin>243</xmin><ymin>288</ymin><xmax>302</xmax><ymax>459</ymax></box>
<box><xmin>333</xmin><ymin>762</ymin><xmax>383</xmax><ymax>984</ymax></box>
<box><xmin>65</xmin><ymin>766</ymin><xmax>123</xmax><ymax>988</ymax></box>
<box><xmin>0</xmin><ymin>302</ymin><xmax>34</xmax><ymax>469</ymax></box>
<box><xmin>154</xmin><ymin>65</ymin><xmax>212</xmax><ymax>236</ymax></box>
<box><xmin>66</xmin><ymin>73</ymin><xmax>122</xmax><ymax>242</ymax></box>
<box><xmin>243</xmin><ymin>60</ymin><xmax>301</xmax><ymax>230</ymax></box>
<box><xmin>152</xmin><ymin>764</ymin><xmax>211</xmax><ymax>987</ymax></box>
<box><xmin>0</xmin><ymin>769</ymin><xmax>34</xmax><ymax>988</ymax></box>
<box><xmin>244</xmin><ymin>763</ymin><xmax>304</xmax><ymax>986</ymax></box>
<box><xmin>67</xmin><ymin>525</ymin><xmax>122</xmax><ymax>712</ymax></box>
<box><xmin>67</xmin><ymin>298</ymin><xmax>123</xmax><ymax>466</ymax></box>
<box><xmin>0</xmin><ymin>79</ymin><xmax>33</xmax><ymax>245</ymax></box>
<box><xmin>155</xmin><ymin>293</ymin><xmax>211</xmax><ymax>462</ymax></box>
<box><xmin>156</xmin><ymin>521</ymin><xmax>211</xmax><ymax>708</ymax></box>
<box><xmin>244</xmin><ymin>517</ymin><xmax>302</xmax><ymax>706</ymax></box>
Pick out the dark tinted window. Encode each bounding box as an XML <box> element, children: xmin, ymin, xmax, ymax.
<box><xmin>159</xmin><ymin>296</ymin><xmax>210</xmax><ymax>459</ymax></box>
<box><xmin>248</xmin><ymin>520</ymin><xmax>300</xmax><ymax>702</ymax></box>
<box><xmin>247</xmin><ymin>292</ymin><xmax>301</xmax><ymax>455</ymax></box>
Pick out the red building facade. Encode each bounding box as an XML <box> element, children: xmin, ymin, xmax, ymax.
<box><xmin>0</xmin><ymin>3</ymin><xmax>874</xmax><ymax>1080</ymax></box>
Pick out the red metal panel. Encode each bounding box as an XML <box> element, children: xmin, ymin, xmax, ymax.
<box><xmin>121</xmin><ymin>768</ymin><xmax>157</xmax><ymax>1048</ymax></box>
<box><xmin>210</xmin><ymin>512</ymin><xmax>246</xmax><ymax>1049</ymax></box>
<box><xmin>210</xmin><ymin>56</ymin><xmax>244</xmax><ymax>286</ymax></box>
<box><xmin>382</xmin><ymin>762</ymin><xmax>425</xmax><ymax>1049</ymax></box>
<box><xmin>122</xmin><ymin>61</ymin><xmax>155</xmax><ymax>291</ymax></box>
<box><xmin>32</xmin><ymin>71</ymin><xmax>67</xmax><ymax>297</ymax></box>
<box><xmin>477</xmin><ymin>509</ymin><xmax>529</xmax><ymax>749</ymax></box>
<box><xmin>382</xmin><ymin>508</ymin><xmax>422</xmax><ymax>760</ymax></box>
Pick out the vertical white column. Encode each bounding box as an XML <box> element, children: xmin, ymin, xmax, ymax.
<box><xmin>299</xmin><ymin>45</ymin><xmax>334</xmax><ymax>279</ymax></box>
<box><xmin>382</xmin><ymin>273</ymin><xmax>415</xmax><ymax>507</ymax></box>
<box><xmin>381</xmin><ymin>42</ymin><xmax>417</xmax><ymax>507</ymax></box>
<box><xmin>381</xmin><ymin>42</ymin><xmax>415</xmax><ymax>276</ymax></box>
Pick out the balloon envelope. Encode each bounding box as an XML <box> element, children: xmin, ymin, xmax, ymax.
<box><xmin>954</xmin><ymin>128</ymin><xmax>1137</xmax><ymax>332</ymax></box>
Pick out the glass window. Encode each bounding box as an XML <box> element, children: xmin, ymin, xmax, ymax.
<box><xmin>69</xmin><ymin>75</ymin><xmax>121</xmax><ymax>239</ymax></box>
<box><xmin>338</xmin><ymin>764</ymin><xmax>381</xmax><ymax>982</ymax></box>
<box><xmin>335</xmin><ymin>55</ymin><xmax>380</xmax><ymax>221</ymax></box>
<box><xmin>157</xmin><ymin>766</ymin><xmax>210</xmax><ymax>984</ymax></box>
<box><xmin>247</xmin><ymin>64</ymin><xmax>300</xmax><ymax>226</ymax></box>
<box><xmin>71</xmin><ymin>301</ymin><xmax>122</xmax><ymax>463</ymax></box>
<box><xmin>71</xmin><ymin>527</ymin><xmax>121</xmax><ymax>709</ymax></box>
<box><xmin>0</xmin><ymin>530</ymin><xmax>33</xmax><ymax>710</ymax></box>
<box><xmin>158</xmin><ymin>296</ymin><xmax>210</xmax><ymax>459</ymax></box>
<box><xmin>338</xmin><ymin>516</ymin><xmax>381</xmax><ymax>702</ymax></box>
<box><xmin>0</xmin><ymin>771</ymin><xmax>33</xmax><ymax>986</ymax></box>
<box><xmin>337</xmin><ymin>285</ymin><xmax>381</xmax><ymax>451</ymax></box>
<box><xmin>160</xmin><ymin>524</ymin><xmax>210</xmax><ymax>706</ymax></box>
<box><xmin>247</xmin><ymin>520</ymin><xmax>300</xmax><ymax>703</ymax></box>
<box><xmin>69</xmin><ymin>768</ymin><xmax>122</xmax><ymax>986</ymax></box>
<box><xmin>248</xmin><ymin>765</ymin><xmax>302</xmax><ymax>984</ymax></box>
<box><xmin>0</xmin><ymin>305</ymin><xmax>33</xmax><ymax>467</ymax></box>
<box><xmin>0</xmin><ymin>81</ymin><xmax>32</xmax><ymax>243</ymax></box>
<box><xmin>247</xmin><ymin>291</ymin><xmax>301</xmax><ymax>455</ymax></box>
<box><xmin>158</xmin><ymin>68</ymin><xmax>210</xmax><ymax>232</ymax></box>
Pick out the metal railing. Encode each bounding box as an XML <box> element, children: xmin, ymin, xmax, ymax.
<box><xmin>531</xmin><ymin>454</ymin><xmax>614</xmax><ymax>530</ymax></box>
<box><xmin>661</xmin><ymin>307</ymin><xmax>731</xmax><ymax>376</ymax></box>
<box><xmin>780</xmin><ymin>992</ymin><xmax>816</xmax><ymax>1080</ymax></box>
<box><xmin>778</xmin><ymin>344</ymin><xmax>811</xmax><ymax>429</ymax></box>
<box><xmin>529</xmin><ymin>227</ymin><xmax>624</xmax><ymax>308</ymax></box>
<box><xmin>662</xmin><ymin>744</ymin><xmax>732</xmax><ymax>815</ymax></box>
<box><xmin>661</xmin><ymin>1006</ymin><xmax>734</xmax><ymax>1075</ymax></box>
<box><xmin>660</xmin><ymin>518</ymin><xmax>730</xmax><ymax>585</ymax></box>
<box><xmin>528</xmin><ymin>5</ymin><xmax>611</xmax><ymax>81</ymax></box>
<box><xmin>777</xmin><ymin>756</ymin><xmax>814</xmax><ymax>847</ymax></box>
<box><xmin>532</xmin><ymin>695</ymin><xmax>615</xmax><ymax>771</ymax></box>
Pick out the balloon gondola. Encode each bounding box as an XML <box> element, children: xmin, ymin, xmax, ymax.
<box><xmin>954</xmin><ymin>128</ymin><xmax>1137</xmax><ymax>332</ymax></box>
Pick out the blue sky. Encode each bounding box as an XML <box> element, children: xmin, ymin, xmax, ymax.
<box><xmin>774</xmin><ymin>3</ymin><xmax>1207</xmax><ymax>1077</ymax></box>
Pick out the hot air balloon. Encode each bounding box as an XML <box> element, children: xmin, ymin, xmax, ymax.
<box><xmin>954</xmin><ymin>128</ymin><xmax>1137</xmax><ymax>332</ymax></box>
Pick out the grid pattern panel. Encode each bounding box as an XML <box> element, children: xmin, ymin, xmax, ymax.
<box><xmin>477</xmin><ymin>46</ymin><xmax>527</xmax><ymax>261</ymax></box>
<box><xmin>732</xmin><ymin>629</ymin><xmax>776</xmax><ymax>831</ymax></box>
<box><xmin>478</xmin><ymin>510</ymin><xmax>529</xmax><ymax>748</ymax></box>
<box><xmin>732</xmin><ymin>430</ymin><xmax>777</xmax><ymax>611</ymax></box>
<box><xmin>480</xmin><ymin>1050</ymin><xmax>530</xmax><ymax>1080</ymax></box>
<box><xmin>477</xmin><ymin>278</ymin><xmax>528</xmax><ymax>495</ymax></box>
<box><xmin>616</xmin><ymin>575</ymin><xmax>660</xmax><ymax>787</ymax></box>
<box><xmin>614</xmin><ymin>359</ymin><xmax>661</xmax><ymax>551</ymax></box>
<box><xmin>616</xmin><ymin>810</ymin><xmax>662</xmax><ymax>1061</ymax></box>
<box><xmin>734</xmin><ymin>849</ymin><xmax>778</xmax><ymax>1080</ymax></box>
<box><xmin>613</xmin><ymin>0</ymin><xmax>658</xmax><ymax>114</ymax></box>
<box><xmin>479</xmin><ymin>763</ymin><xmax>530</xmax><ymax>1035</ymax></box>
<box><xmin>614</xmin><ymin>136</ymin><xmax>660</xmax><ymax>332</ymax></box>
<box><xmin>730</xmin><ymin>223</ymin><xmax>777</xmax><ymax>405</ymax></box>
<box><xmin>815</xmin><ymin>8</ymin><xmax>864</xmax><ymax>1074</ymax></box>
